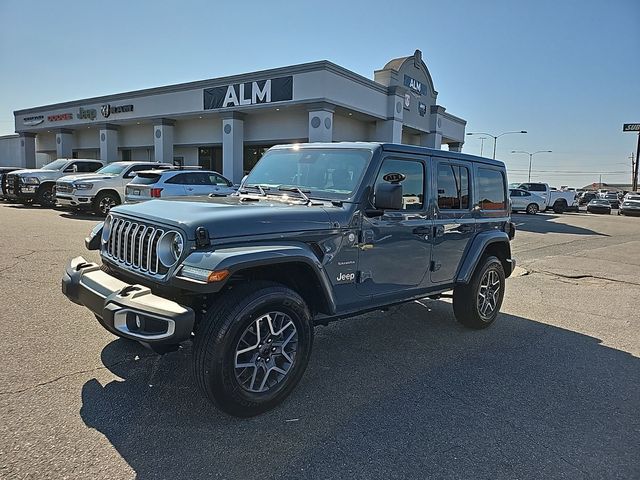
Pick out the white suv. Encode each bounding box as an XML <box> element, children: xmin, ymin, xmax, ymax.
<box><xmin>56</xmin><ymin>161</ymin><xmax>171</xmax><ymax>215</ymax></box>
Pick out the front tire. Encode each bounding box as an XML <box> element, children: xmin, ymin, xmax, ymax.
<box><xmin>93</xmin><ymin>191</ymin><xmax>120</xmax><ymax>216</ymax></box>
<box><xmin>193</xmin><ymin>281</ymin><xmax>313</xmax><ymax>417</ymax></box>
<box><xmin>453</xmin><ymin>256</ymin><xmax>506</xmax><ymax>329</ymax></box>
<box><xmin>526</xmin><ymin>203</ymin><xmax>539</xmax><ymax>215</ymax></box>
<box><xmin>35</xmin><ymin>184</ymin><xmax>56</xmax><ymax>207</ymax></box>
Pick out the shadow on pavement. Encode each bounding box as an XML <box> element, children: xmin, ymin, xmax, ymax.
<box><xmin>58</xmin><ymin>211</ymin><xmax>102</xmax><ymax>221</ymax></box>
<box><xmin>80</xmin><ymin>300</ymin><xmax>639</xmax><ymax>479</ymax></box>
<box><xmin>512</xmin><ymin>212</ymin><xmax>608</xmax><ymax>236</ymax></box>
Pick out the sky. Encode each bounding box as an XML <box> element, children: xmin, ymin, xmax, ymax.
<box><xmin>0</xmin><ymin>0</ymin><xmax>638</xmax><ymax>187</ymax></box>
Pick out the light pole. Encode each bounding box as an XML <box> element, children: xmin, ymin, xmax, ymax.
<box><xmin>477</xmin><ymin>136</ymin><xmax>487</xmax><ymax>157</ymax></box>
<box><xmin>511</xmin><ymin>150</ymin><xmax>553</xmax><ymax>182</ymax></box>
<box><xmin>466</xmin><ymin>131</ymin><xmax>527</xmax><ymax>159</ymax></box>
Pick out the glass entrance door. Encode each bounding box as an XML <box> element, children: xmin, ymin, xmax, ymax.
<box><xmin>198</xmin><ymin>147</ymin><xmax>222</xmax><ymax>172</ymax></box>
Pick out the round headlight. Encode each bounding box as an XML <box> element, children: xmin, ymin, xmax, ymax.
<box><xmin>101</xmin><ymin>215</ymin><xmax>112</xmax><ymax>244</ymax></box>
<box><xmin>158</xmin><ymin>231</ymin><xmax>184</xmax><ymax>267</ymax></box>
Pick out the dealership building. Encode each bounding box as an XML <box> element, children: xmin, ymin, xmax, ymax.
<box><xmin>10</xmin><ymin>50</ymin><xmax>466</xmax><ymax>183</ymax></box>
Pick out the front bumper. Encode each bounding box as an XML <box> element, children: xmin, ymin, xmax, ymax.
<box><xmin>62</xmin><ymin>256</ymin><xmax>195</xmax><ymax>345</ymax></box>
<box><xmin>56</xmin><ymin>193</ymin><xmax>94</xmax><ymax>208</ymax></box>
<box><xmin>620</xmin><ymin>206</ymin><xmax>640</xmax><ymax>215</ymax></box>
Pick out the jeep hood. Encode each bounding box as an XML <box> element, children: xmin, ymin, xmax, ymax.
<box><xmin>110</xmin><ymin>195</ymin><xmax>337</xmax><ymax>239</ymax></box>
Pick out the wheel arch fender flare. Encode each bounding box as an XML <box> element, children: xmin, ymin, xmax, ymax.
<box><xmin>176</xmin><ymin>242</ymin><xmax>337</xmax><ymax>315</ymax></box>
<box><xmin>456</xmin><ymin>231</ymin><xmax>513</xmax><ymax>284</ymax></box>
<box><xmin>95</xmin><ymin>188</ymin><xmax>123</xmax><ymax>204</ymax></box>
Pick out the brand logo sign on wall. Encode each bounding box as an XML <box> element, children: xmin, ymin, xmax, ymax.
<box><xmin>23</xmin><ymin>115</ymin><xmax>44</xmax><ymax>126</ymax></box>
<box><xmin>47</xmin><ymin>113</ymin><xmax>73</xmax><ymax>122</ymax></box>
<box><xmin>403</xmin><ymin>74</ymin><xmax>428</xmax><ymax>96</ymax></box>
<box><xmin>101</xmin><ymin>104</ymin><xmax>134</xmax><ymax>118</ymax></box>
<box><xmin>203</xmin><ymin>76</ymin><xmax>293</xmax><ymax>110</ymax></box>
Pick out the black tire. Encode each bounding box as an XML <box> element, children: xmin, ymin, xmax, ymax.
<box><xmin>193</xmin><ymin>281</ymin><xmax>313</xmax><ymax>417</ymax></box>
<box><xmin>552</xmin><ymin>200</ymin><xmax>566</xmax><ymax>214</ymax></box>
<box><xmin>453</xmin><ymin>255</ymin><xmax>506</xmax><ymax>329</ymax></box>
<box><xmin>93</xmin><ymin>191</ymin><xmax>120</xmax><ymax>216</ymax></box>
<box><xmin>526</xmin><ymin>203</ymin><xmax>539</xmax><ymax>215</ymax></box>
<box><xmin>35</xmin><ymin>184</ymin><xmax>56</xmax><ymax>207</ymax></box>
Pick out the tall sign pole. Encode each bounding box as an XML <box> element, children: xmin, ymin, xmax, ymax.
<box><xmin>623</xmin><ymin>123</ymin><xmax>640</xmax><ymax>191</ymax></box>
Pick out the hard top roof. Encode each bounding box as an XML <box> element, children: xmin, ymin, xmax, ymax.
<box><xmin>269</xmin><ymin>142</ymin><xmax>506</xmax><ymax>168</ymax></box>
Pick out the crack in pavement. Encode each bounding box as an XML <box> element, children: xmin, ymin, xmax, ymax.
<box><xmin>0</xmin><ymin>354</ymin><xmax>158</xmax><ymax>396</ymax></box>
<box><xmin>525</xmin><ymin>268</ymin><xmax>640</xmax><ymax>286</ymax></box>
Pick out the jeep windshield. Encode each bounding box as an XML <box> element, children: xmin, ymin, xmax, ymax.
<box><xmin>243</xmin><ymin>148</ymin><xmax>371</xmax><ymax>200</ymax></box>
<box><xmin>96</xmin><ymin>164</ymin><xmax>127</xmax><ymax>175</ymax></box>
<box><xmin>41</xmin><ymin>159</ymin><xmax>69</xmax><ymax>170</ymax></box>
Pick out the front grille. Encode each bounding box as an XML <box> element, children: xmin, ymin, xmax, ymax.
<box><xmin>56</xmin><ymin>183</ymin><xmax>74</xmax><ymax>194</ymax></box>
<box><xmin>103</xmin><ymin>216</ymin><xmax>170</xmax><ymax>277</ymax></box>
<box><xmin>6</xmin><ymin>174</ymin><xmax>18</xmax><ymax>195</ymax></box>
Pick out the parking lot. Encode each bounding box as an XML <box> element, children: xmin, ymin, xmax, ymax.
<box><xmin>1</xmin><ymin>204</ymin><xmax>638</xmax><ymax>479</ymax></box>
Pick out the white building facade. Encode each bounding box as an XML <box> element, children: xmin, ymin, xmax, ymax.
<box><xmin>11</xmin><ymin>50</ymin><xmax>466</xmax><ymax>182</ymax></box>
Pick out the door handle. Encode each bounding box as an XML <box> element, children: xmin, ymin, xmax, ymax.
<box><xmin>413</xmin><ymin>226</ymin><xmax>431</xmax><ymax>236</ymax></box>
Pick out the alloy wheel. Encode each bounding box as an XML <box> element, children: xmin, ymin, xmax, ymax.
<box><xmin>100</xmin><ymin>196</ymin><xmax>116</xmax><ymax>214</ymax></box>
<box><xmin>234</xmin><ymin>311</ymin><xmax>298</xmax><ymax>393</ymax></box>
<box><xmin>477</xmin><ymin>269</ymin><xmax>501</xmax><ymax>320</ymax></box>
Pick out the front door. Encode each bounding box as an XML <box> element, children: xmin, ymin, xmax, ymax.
<box><xmin>357</xmin><ymin>156</ymin><xmax>432</xmax><ymax>297</ymax></box>
<box><xmin>430</xmin><ymin>159</ymin><xmax>475</xmax><ymax>284</ymax></box>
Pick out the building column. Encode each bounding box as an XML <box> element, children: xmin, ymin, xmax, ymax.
<box><xmin>420</xmin><ymin>132</ymin><xmax>442</xmax><ymax>148</ymax></box>
<box><xmin>222</xmin><ymin>113</ymin><xmax>245</xmax><ymax>184</ymax></box>
<box><xmin>19</xmin><ymin>133</ymin><xmax>36</xmax><ymax>168</ymax></box>
<box><xmin>448</xmin><ymin>142</ymin><xmax>463</xmax><ymax>153</ymax></box>
<box><xmin>99</xmin><ymin>124</ymin><xmax>119</xmax><ymax>163</ymax></box>
<box><xmin>153</xmin><ymin>118</ymin><xmax>175</xmax><ymax>163</ymax></box>
<box><xmin>375</xmin><ymin>87</ymin><xmax>404</xmax><ymax>143</ymax></box>
<box><xmin>56</xmin><ymin>129</ymin><xmax>74</xmax><ymax>158</ymax></box>
<box><xmin>376</xmin><ymin>119</ymin><xmax>403</xmax><ymax>143</ymax></box>
<box><xmin>308</xmin><ymin>103</ymin><xmax>334</xmax><ymax>142</ymax></box>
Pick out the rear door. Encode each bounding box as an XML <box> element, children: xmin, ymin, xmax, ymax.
<box><xmin>430</xmin><ymin>158</ymin><xmax>475</xmax><ymax>284</ymax></box>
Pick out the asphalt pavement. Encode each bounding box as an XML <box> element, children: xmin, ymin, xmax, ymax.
<box><xmin>1</xmin><ymin>204</ymin><xmax>638</xmax><ymax>479</ymax></box>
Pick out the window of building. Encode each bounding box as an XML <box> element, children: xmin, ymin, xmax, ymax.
<box><xmin>374</xmin><ymin>158</ymin><xmax>425</xmax><ymax>210</ymax></box>
<box><xmin>478</xmin><ymin>168</ymin><xmax>506</xmax><ymax>210</ymax></box>
<box><xmin>121</xmin><ymin>149</ymin><xmax>132</xmax><ymax>161</ymax></box>
<box><xmin>243</xmin><ymin>145</ymin><xmax>272</xmax><ymax>175</ymax></box>
<box><xmin>437</xmin><ymin>163</ymin><xmax>469</xmax><ymax>209</ymax></box>
<box><xmin>198</xmin><ymin>147</ymin><xmax>222</xmax><ymax>172</ymax></box>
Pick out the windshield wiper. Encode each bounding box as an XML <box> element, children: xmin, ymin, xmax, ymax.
<box><xmin>277</xmin><ymin>185</ymin><xmax>312</xmax><ymax>204</ymax></box>
<box><xmin>240</xmin><ymin>184</ymin><xmax>270</xmax><ymax>196</ymax></box>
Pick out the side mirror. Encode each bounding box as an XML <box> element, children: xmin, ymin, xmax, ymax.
<box><xmin>72</xmin><ymin>164</ymin><xmax>78</xmax><ymax>173</ymax></box>
<box><xmin>374</xmin><ymin>182</ymin><xmax>403</xmax><ymax>210</ymax></box>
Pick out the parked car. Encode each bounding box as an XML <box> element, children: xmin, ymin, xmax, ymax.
<box><xmin>516</xmin><ymin>182</ymin><xmax>579</xmax><ymax>213</ymax></box>
<box><xmin>619</xmin><ymin>194</ymin><xmax>640</xmax><ymax>216</ymax></box>
<box><xmin>578</xmin><ymin>191</ymin><xmax>597</xmax><ymax>206</ymax></box>
<box><xmin>62</xmin><ymin>142</ymin><xmax>516</xmax><ymax>417</ymax></box>
<box><xmin>5</xmin><ymin>159</ymin><xmax>104</xmax><ymax>207</ymax></box>
<box><xmin>0</xmin><ymin>166</ymin><xmax>22</xmax><ymax>200</ymax></box>
<box><xmin>56</xmin><ymin>161</ymin><xmax>172</xmax><ymax>215</ymax></box>
<box><xmin>599</xmin><ymin>192</ymin><xmax>620</xmax><ymax>209</ymax></box>
<box><xmin>125</xmin><ymin>169</ymin><xmax>235</xmax><ymax>203</ymax></box>
<box><xmin>509</xmin><ymin>188</ymin><xmax>545</xmax><ymax>214</ymax></box>
<box><xmin>587</xmin><ymin>199</ymin><xmax>612</xmax><ymax>214</ymax></box>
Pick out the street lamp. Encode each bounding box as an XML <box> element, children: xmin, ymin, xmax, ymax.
<box><xmin>511</xmin><ymin>150</ymin><xmax>553</xmax><ymax>182</ymax></box>
<box><xmin>466</xmin><ymin>130</ymin><xmax>528</xmax><ymax>159</ymax></box>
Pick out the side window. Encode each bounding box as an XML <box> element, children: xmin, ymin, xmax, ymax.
<box><xmin>124</xmin><ymin>165</ymin><xmax>152</xmax><ymax>178</ymax></box>
<box><xmin>437</xmin><ymin>163</ymin><xmax>470</xmax><ymax>210</ymax></box>
<box><xmin>165</xmin><ymin>173</ymin><xmax>188</xmax><ymax>185</ymax></box>
<box><xmin>522</xmin><ymin>191</ymin><xmax>531</xmax><ymax>197</ymax></box>
<box><xmin>63</xmin><ymin>162</ymin><xmax>77</xmax><ymax>173</ymax></box>
<box><xmin>477</xmin><ymin>168</ymin><xmax>506</xmax><ymax>210</ymax></box>
<box><xmin>509</xmin><ymin>190</ymin><xmax>519</xmax><ymax>197</ymax></box>
<box><xmin>74</xmin><ymin>162</ymin><xmax>101</xmax><ymax>173</ymax></box>
<box><xmin>374</xmin><ymin>158</ymin><xmax>424</xmax><ymax>210</ymax></box>
<box><xmin>210</xmin><ymin>174</ymin><xmax>230</xmax><ymax>186</ymax></box>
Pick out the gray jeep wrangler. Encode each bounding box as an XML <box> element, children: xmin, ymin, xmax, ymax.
<box><xmin>62</xmin><ymin>142</ymin><xmax>516</xmax><ymax>417</ymax></box>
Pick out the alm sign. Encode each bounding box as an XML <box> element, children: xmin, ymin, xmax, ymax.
<box><xmin>203</xmin><ymin>76</ymin><xmax>293</xmax><ymax>110</ymax></box>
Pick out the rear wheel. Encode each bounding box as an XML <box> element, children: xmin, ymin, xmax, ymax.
<box><xmin>193</xmin><ymin>281</ymin><xmax>313</xmax><ymax>417</ymax></box>
<box><xmin>453</xmin><ymin>256</ymin><xmax>505</xmax><ymax>329</ymax></box>
<box><xmin>93</xmin><ymin>191</ymin><xmax>120</xmax><ymax>216</ymax></box>
<box><xmin>526</xmin><ymin>203</ymin><xmax>539</xmax><ymax>215</ymax></box>
<box><xmin>552</xmin><ymin>200</ymin><xmax>567</xmax><ymax>214</ymax></box>
<box><xmin>35</xmin><ymin>184</ymin><xmax>55</xmax><ymax>207</ymax></box>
